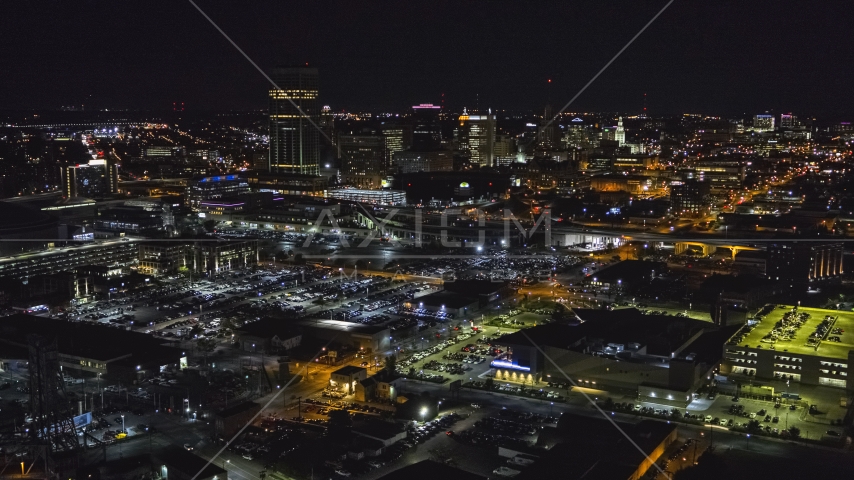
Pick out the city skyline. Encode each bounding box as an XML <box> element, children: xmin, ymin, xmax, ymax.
<box><xmin>1</xmin><ymin>2</ymin><xmax>854</xmax><ymax>480</ymax></box>
<box><xmin>0</xmin><ymin>1</ymin><xmax>852</xmax><ymax>118</ymax></box>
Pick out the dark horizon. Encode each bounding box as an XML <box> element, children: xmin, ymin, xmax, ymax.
<box><xmin>1</xmin><ymin>1</ymin><xmax>852</xmax><ymax>118</ymax></box>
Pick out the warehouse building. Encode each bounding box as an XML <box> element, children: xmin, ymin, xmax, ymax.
<box><xmin>494</xmin><ymin>308</ymin><xmax>729</xmax><ymax>406</ymax></box>
<box><xmin>0</xmin><ymin>314</ymin><xmax>185</xmax><ymax>383</ymax></box>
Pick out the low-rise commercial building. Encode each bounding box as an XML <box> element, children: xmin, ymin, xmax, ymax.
<box><xmin>197</xmin><ymin>192</ymin><xmax>282</xmax><ymax>217</ymax></box>
<box><xmin>612</xmin><ymin>154</ymin><xmax>659</xmax><ymax>171</ymax></box>
<box><xmin>138</xmin><ymin>243</ymin><xmax>186</xmax><ymax>275</ymax></box>
<box><xmin>0</xmin><ymin>202</ymin><xmax>61</xmax><ymax>256</ymax></box>
<box><xmin>94</xmin><ymin>204</ymin><xmax>167</xmax><ymax>233</ymax></box>
<box><xmin>153</xmin><ymin>446</ymin><xmax>228</xmax><ymax>480</ymax></box>
<box><xmin>299</xmin><ymin>319</ymin><xmax>391</xmax><ymax>353</ymax></box>
<box><xmin>0</xmin><ymin>314</ymin><xmax>185</xmax><ymax>383</ymax></box>
<box><xmin>352</xmin><ymin>421</ymin><xmax>407</xmax><ymax>447</ymax></box>
<box><xmin>495</xmin><ymin>309</ymin><xmax>725</xmax><ymax>406</ymax></box>
<box><xmin>187</xmin><ymin>240</ymin><xmax>259</xmax><ymax>275</ymax></box>
<box><xmin>409</xmin><ymin>280</ymin><xmax>512</xmax><ymax>316</ymax></box>
<box><xmin>245</xmin><ymin>171</ymin><xmax>328</xmax><ymax>197</ymax></box>
<box><xmin>27</xmin><ymin>271</ymin><xmax>94</xmax><ymax>300</ymax></box>
<box><xmin>377</xmin><ymin>460</ymin><xmax>485</xmax><ymax>480</ymax></box>
<box><xmin>330</xmin><ymin>365</ymin><xmax>368</xmax><ymax>395</ymax></box>
<box><xmin>702</xmin><ymin>274</ymin><xmax>786</xmax><ymax>326</ymax></box>
<box><xmin>589</xmin><ymin>174</ymin><xmax>652</xmax><ymax>195</ymax></box>
<box><xmin>522</xmin><ymin>415</ymin><xmax>676</xmax><ymax>480</ymax></box>
<box><xmin>582</xmin><ymin>260</ymin><xmax>666</xmax><ymax>293</ymax></box>
<box><xmin>733</xmin><ymin>250</ymin><xmax>767</xmax><ymax>275</ymax></box>
<box><xmin>81</xmin><ymin>447</ymin><xmax>228</xmax><ymax>480</ymax></box>
<box><xmin>234</xmin><ymin>318</ymin><xmax>303</xmax><ymax>353</ymax></box>
<box><xmin>408</xmin><ymin>290</ymin><xmax>479</xmax><ymax>316</ymax></box>
<box><xmin>215</xmin><ymin>402</ymin><xmax>261</xmax><ymax>438</ymax></box>
<box><xmin>355</xmin><ymin>370</ymin><xmax>401</xmax><ymax>402</ymax></box>
<box><xmin>767</xmin><ymin>242</ymin><xmax>843</xmax><ymax>286</ymax></box>
<box><xmin>185</xmin><ymin>174</ymin><xmax>250</xmax><ymax>209</ymax></box>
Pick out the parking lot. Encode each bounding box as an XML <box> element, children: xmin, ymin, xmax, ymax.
<box><xmin>9</xmin><ymin>239</ymin><xmax>848</xmax><ymax>480</ymax></box>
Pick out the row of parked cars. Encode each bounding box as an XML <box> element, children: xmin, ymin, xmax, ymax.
<box><xmin>409</xmin><ymin>413</ymin><xmax>461</xmax><ymax>444</ymax></box>
<box><xmin>475</xmin><ymin>417</ymin><xmax>538</xmax><ymax>435</ymax></box>
<box><xmin>657</xmin><ymin>438</ymin><xmax>695</xmax><ymax>474</ymax></box>
<box><xmin>451</xmin><ymin>429</ymin><xmax>532</xmax><ymax>450</ymax></box>
<box><xmin>423</xmin><ymin>360</ymin><xmax>470</xmax><ymax>375</ymax></box>
<box><xmin>398</xmin><ymin>338</ymin><xmax>459</xmax><ymax>367</ymax></box>
<box><xmin>443</xmin><ymin>352</ymin><xmax>486</xmax><ymax>364</ymax></box>
<box><xmin>406</xmin><ymin>308</ymin><xmax>456</xmax><ymax>320</ymax></box>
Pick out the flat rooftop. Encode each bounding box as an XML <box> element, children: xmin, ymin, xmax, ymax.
<box><xmin>153</xmin><ymin>446</ymin><xmax>227</xmax><ymax>479</ymax></box>
<box><xmin>0</xmin><ymin>314</ymin><xmax>182</xmax><ymax>363</ymax></box>
<box><xmin>298</xmin><ymin>318</ymin><xmax>389</xmax><ymax>335</ymax></box>
<box><xmin>0</xmin><ymin>237</ymin><xmax>135</xmax><ymax>263</ymax></box>
<box><xmin>520</xmin><ymin>415</ymin><xmax>675</xmax><ymax>480</ymax></box>
<box><xmin>237</xmin><ymin>317</ymin><xmax>302</xmax><ymax>339</ymax></box>
<box><xmin>417</xmin><ymin>290</ymin><xmax>478</xmax><ymax>309</ymax></box>
<box><xmin>585</xmin><ymin>260</ymin><xmax>667</xmax><ymax>284</ymax></box>
<box><xmin>734</xmin><ymin>306</ymin><xmax>854</xmax><ymax>360</ymax></box>
<box><xmin>378</xmin><ymin>460</ymin><xmax>485</xmax><ymax>480</ymax></box>
<box><xmin>353</xmin><ymin>420</ymin><xmax>405</xmax><ymax>440</ymax></box>
<box><xmin>444</xmin><ymin>279</ymin><xmax>509</xmax><ymax>296</ymax></box>
<box><xmin>216</xmin><ymin>401</ymin><xmax>260</xmax><ymax>418</ymax></box>
<box><xmin>499</xmin><ymin>308</ymin><xmax>710</xmax><ymax>357</ymax></box>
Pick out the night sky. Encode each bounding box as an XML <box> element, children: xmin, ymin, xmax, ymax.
<box><xmin>2</xmin><ymin>0</ymin><xmax>851</xmax><ymax>118</ymax></box>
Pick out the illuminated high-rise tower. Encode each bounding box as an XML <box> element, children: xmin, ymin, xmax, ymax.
<box><xmin>615</xmin><ymin>117</ymin><xmax>626</xmax><ymax>146</ymax></box>
<box><xmin>753</xmin><ymin>114</ymin><xmax>775</xmax><ymax>132</ymax></box>
<box><xmin>268</xmin><ymin>66</ymin><xmax>320</xmax><ymax>175</ymax></box>
<box><xmin>458</xmin><ymin>108</ymin><xmax>495</xmax><ymax>167</ymax></box>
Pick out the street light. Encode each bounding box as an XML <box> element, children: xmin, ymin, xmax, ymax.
<box><xmin>120</xmin><ymin>414</ymin><xmax>125</xmax><ymax>433</ymax></box>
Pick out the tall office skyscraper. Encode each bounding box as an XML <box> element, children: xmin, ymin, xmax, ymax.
<box><xmin>411</xmin><ymin>104</ymin><xmax>443</xmax><ymax>150</ymax></box>
<box><xmin>753</xmin><ymin>114</ymin><xmax>775</xmax><ymax>132</ymax></box>
<box><xmin>62</xmin><ymin>158</ymin><xmax>119</xmax><ymax>198</ymax></box>
<box><xmin>458</xmin><ymin>108</ymin><xmax>495</xmax><ymax>167</ymax></box>
<box><xmin>319</xmin><ymin>105</ymin><xmax>335</xmax><ymax>146</ymax></box>
<box><xmin>336</xmin><ymin>132</ymin><xmax>386</xmax><ymax>189</ymax></box>
<box><xmin>380</xmin><ymin>124</ymin><xmax>411</xmax><ymax>168</ymax></box>
<box><xmin>780</xmin><ymin>113</ymin><xmax>797</xmax><ymax>128</ymax></box>
<box><xmin>269</xmin><ymin>66</ymin><xmax>320</xmax><ymax>175</ymax></box>
<box><xmin>537</xmin><ymin>104</ymin><xmax>560</xmax><ymax>149</ymax></box>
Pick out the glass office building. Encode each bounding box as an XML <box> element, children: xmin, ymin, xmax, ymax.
<box><xmin>269</xmin><ymin>66</ymin><xmax>320</xmax><ymax>176</ymax></box>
